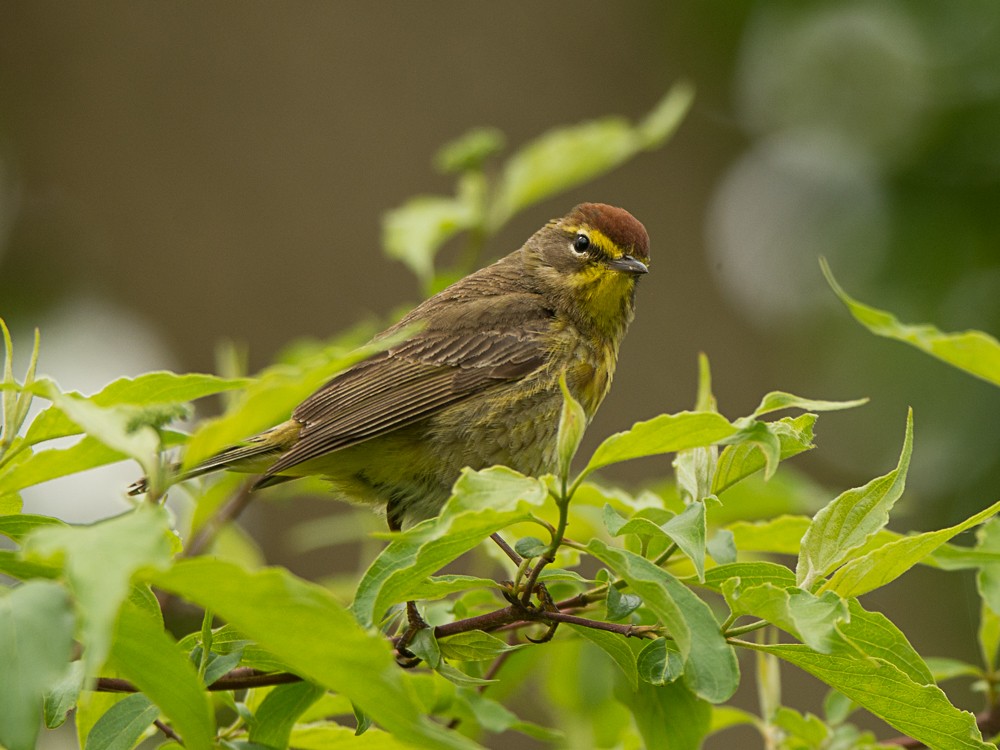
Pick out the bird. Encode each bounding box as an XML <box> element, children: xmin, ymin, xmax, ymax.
<box><xmin>131</xmin><ymin>203</ymin><xmax>649</xmax><ymax>530</ymax></box>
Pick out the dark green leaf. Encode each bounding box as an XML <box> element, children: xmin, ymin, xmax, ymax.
<box><xmin>606</xmin><ymin>584</ymin><xmax>642</xmax><ymax>621</ymax></box>
<box><xmin>109</xmin><ymin>600</ymin><xmax>215</xmax><ymax>750</ymax></box>
<box><xmin>514</xmin><ymin>536</ymin><xmax>548</xmax><ymax>559</ymax></box>
<box><xmin>438</xmin><ymin>630</ymin><xmax>520</xmax><ymax>662</ymax></box>
<box><xmin>618</xmin><ymin>678</ymin><xmax>711</xmax><ymax>750</ymax></box>
<box><xmin>587</xmin><ymin>540</ymin><xmax>739</xmax><ymax>703</ymax></box>
<box><xmin>636</xmin><ymin>637</ymin><xmax>683</xmax><ymax>686</ymax></box>
<box><xmin>84</xmin><ymin>693</ymin><xmax>159</xmax><ymax>750</ymax></box>
<box><xmin>249</xmin><ymin>682</ymin><xmax>325</xmax><ymax>749</ymax></box>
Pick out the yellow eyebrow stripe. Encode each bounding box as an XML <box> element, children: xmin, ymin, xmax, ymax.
<box><xmin>563</xmin><ymin>226</ymin><xmax>625</xmax><ymax>259</ymax></box>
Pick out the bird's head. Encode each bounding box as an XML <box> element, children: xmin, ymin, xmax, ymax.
<box><xmin>526</xmin><ymin>203</ymin><xmax>649</xmax><ymax>337</ymax></box>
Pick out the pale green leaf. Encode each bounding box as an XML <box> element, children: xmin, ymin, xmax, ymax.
<box><xmin>823</xmin><ymin>497</ymin><xmax>1000</xmax><ymax>597</ymax></box>
<box><xmin>84</xmin><ymin>693</ymin><xmax>158</xmax><ymax>750</ymax></box>
<box><xmin>490</xmin><ymin>84</ymin><xmax>693</xmax><ymax>228</ymax></box>
<box><xmin>725</xmin><ymin>515</ymin><xmax>812</xmax><ymax>556</ymax></box>
<box><xmin>723</xmin><ymin>581</ymin><xmax>849</xmax><ymax>653</ymax></box>
<box><xmin>713</xmin><ymin>414</ymin><xmax>817</xmax><ymax>493</ymax></box>
<box><xmin>753</xmin><ymin>643</ymin><xmax>991</xmax><ymax>750</ymax></box>
<box><xmin>290</xmin><ymin>723</ymin><xmax>430</xmax><ymax>749</ymax></box>
<box><xmin>151</xmin><ymin>558</ymin><xmax>481</xmax><ymax>750</ymax></box>
<box><xmin>24</xmin><ymin>504</ymin><xmax>174</xmax><ymax>675</ymax></box>
<box><xmin>840</xmin><ymin>600</ymin><xmax>932</xmax><ymax>684</ymax></box>
<box><xmin>434</xmin><ymin>127</ymin><xmax>505</xmax><ymax>174</ymax></box>
<box><xmin>586</xmin><ymin>540</ymin><xmax>739</xmax><ymax>703</ymax></box>
<box><xmin>797</xmin><ymin>409</ymin><xmax>913</xmax><ymax>588</ymax></box>
<box><xmin>353</xmin><ymin>467</ymin><xmax>547</xmax><ymax>628</ymax></box>
<box><xmin>694</xmin><ymin>561</ymin><xmax>797</xmax><ymax>594</ymax></box>
<box><xmin>751</xmin><ymin>391</ymin><xmax>868</xmax><ymax>418</ymax></box>
<box><xmin>661</xmin><ymin>501</ymin><xmax>707</xmax><ymax>581</ymax></box>
<box><xmin>581</xmin><ymin>411</ymin><xmax>738</xmax><ymax>479</ymax></box>
<box><xmin>822</xmin><ymin>257</ymin><xmax>1000</xmax><ymax>387</ymax></box>
<box><xmin>382</xmin><ymin>196</ymin><xmax>476</xmax><ymax>282</ymax></box>
<box><xmin>0</xmin><ymin>580</ymin><xmax>76</xmax><ymax>750</ymax></box>
<box><xmin>0</xmin><ymin>491</ymin><xmax>21</xmax><ymax>514</ymax></box>
<box><xmin>571</xmin><ymin>624</ymin><xmax>639</xmax><ymax>691</ymax></box>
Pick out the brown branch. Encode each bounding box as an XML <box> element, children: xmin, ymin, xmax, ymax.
<box><xmin>94</xmin><ymin>668</ymin><xmax>303</xmax><ymax>694</ymax></box>
<box><xmin>154</xmin><ymin>719</ymin><xmax>183</xmax><ymax>744</ymax></box>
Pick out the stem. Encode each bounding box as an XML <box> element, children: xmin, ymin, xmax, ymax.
<box><xmin>725</xmin><ymin>620</ymin><xmax>769</xmax><ymax>639</ymax></box>
<box><xmin>154</xmin><ymin>719</ymin><xmax>184</xmax><ymax>744</ymax></box>
<box><xmin>185</xmin><ymin>478</ymin><xmax>256</xmax><ymax>557</ymax></box>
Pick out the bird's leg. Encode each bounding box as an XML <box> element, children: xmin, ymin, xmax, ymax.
<box><xmin>387</xmin><ymin>506</ymin><xmax>427</xmax><ymax>667</ymax></box>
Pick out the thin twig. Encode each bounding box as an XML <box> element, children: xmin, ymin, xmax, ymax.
<box><xmin>154</xmin><ymin>719</ymin><xmax>184</xmax><ymax>744</ymax></box>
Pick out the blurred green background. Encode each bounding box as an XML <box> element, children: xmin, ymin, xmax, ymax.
<box><xmin>1</xmin><ymin>2</ymin><xmax>998</xmax><ymax>746</ymax></box>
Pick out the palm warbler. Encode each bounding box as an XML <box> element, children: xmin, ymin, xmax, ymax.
<box><xmin>133</xmin><ymin>203</ymin><xmax>649</xmax><ymax>528</ymax></box>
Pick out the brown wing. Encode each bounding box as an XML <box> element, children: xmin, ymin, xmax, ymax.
<box><xmin>262</xmin><ymin>325</ymin><xmax>549</xmax><ymax>477</ymax></box>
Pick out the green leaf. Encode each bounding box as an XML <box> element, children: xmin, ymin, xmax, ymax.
<box><xmin>0</xmin><ymin>580</ymin><xmax>76</xmax><ymax>750</ymax></box>
<box><xmin>514</xmin><ymin>536</ymin><xmax>548</xmax><ymax>558</ymax></box>
<box><xmin>571</xmin><ymin>624</ymin><xmax>639</xmax><ymax>691</ymax></box>
<box><xmin>353</xmin><ymin>467</ymin><xmax>547</xmax><ymax>628</ymax></box>
<box><xmin>490</xmin><ymin>83</ymin><xmax>693</xmax><ymax>228</ymax></box>
<box><xmin>605</xmin><ymin>584</ymin><xmax>642</xmax><ymax>621</ymax></box>
<box><xmin>723</xmin><ymin>581</ymin><xmax>849</xmax><ymax>653</ymax></box>
<box><xmin>290</xmin><ymin>723</ymin><xmax>429</xmax><ymax>749</ymax></box>
<box><xmin>556</xmin><ymin>372</ymin><xmax>587</xmax><ymax>482</ymax></box>
<box><xmin>823</xmin><ymin>497</ymin><xmax>1000</xmax><ymax>597</ymax></box>
<box><xmin>617</xmin><ymin>678</ymin><xmax>711</xmax><ymax>750</ymax></box>
<box><xmin>975</xmin><ymin>518</ymin><xmax>1000</xmax><ymax>615</ymax></box>
<box><xmin>581</xmin><ymin>411</ymin><xmax>739</xmax><ymax>480</ymax></box>
<box><xmin>24</xmin><ymin>504</ymin><xmax>174</xmax><ymax>675</ymax></box>
<box><xmin>586</xmin><ymin>540</ymin><xmax>739</xmax><ymax>703</ymax></box>
<box><xmin>382</xmin><ymin>195</ymin><xmax>477</xmax><ymax>283</ymax></box>
<box><xmin>635</xmin><ymin>637</ymin><xmax>683</xmax><ymax>686</ymax></box>
<box><xmin>752</xmin><ymin>642</ymin><xmax>991</xmax><ymax>750</ymax></box>
<box><xmin>713</xmin><ymin>414</ymin><xmax>817</xmax><ymax>493</ymax></box>
<box><xmin>822</xmin><ymin>257</ymin><xmax>1000</xmax><ymax>387</ymax></box>
<box><xmin>249</xmin><ymin>682</ymin><xmax>326</xmax><ymax>749</ymax></box>
<box><xmin>0</xmin><ymin>512</ymin><xmax>66</xmax><ymax>543</ymax></box>
<box><xmin>695</xmin><ymin>561</ymin><xmax>797</xmax><ymax>594</ymax></box>
<box><xmin>152</xmin><ymin>558</ymin><xmax>481</xmax><ymax>750</ymax></box>
<box><xmin>0</xmin><ymin>431</ymin><xmax>183</xmax><ymax>494</ymax></box>
<box><xmin>840</xmin><ymin>600</ymin><xmax>932</xmax><ymax>685</ymax></box>
<box><xmin>750</xmin><ymin>391</ymin><xmax>868</xmax><ymax>418</ymax></box>
<box><xmin>726</xmin><ymin>515</ymin><xmax>812</xmax><ymax>556</ymax></box>
<box><xmin>45</xmin><ymin>388</ymin><xmax>164</xmax><ymax>480</ymax></box>
<box><xmin>109</xmin><ymin>599</ymin><xmax>215</xmax><ymax>750</ymax></box>
<box><xmin>772</xmin><ymin>706</ymin><xmax>830</xmax><ymax>746</ymax></box>
<box><xmin>661</xmin><ymin>501</ymin><xmax>707</xmax><ymax>581</ymax></box>
<box><xmin>43</xmin><ymin>660</ymin><xmax>84</xmax><ymax>728</ymax></box>
<box><xmin>438</xmin><ymin>630</ymin><xmax>520</xmax><ymax>662</ymax></box>
<box><xmin>796</xmin><ymin>408</ymin><xmax>913</xmax><ymax>588</ymax></box>
<box><xmin>84</xmin><ymin>693</ymin><xmax>159</xmax><ymax>750</ymax></box>
<box><xmin>434</xmin><ymin>127</ymin><xmax>505</xmax><ymax>174</ymax></box>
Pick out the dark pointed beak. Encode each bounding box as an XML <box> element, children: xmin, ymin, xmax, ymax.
<box><xmin>607</xmin><ymin>255</ymin><xmax>649</xmax><ymax>275</ymax></box>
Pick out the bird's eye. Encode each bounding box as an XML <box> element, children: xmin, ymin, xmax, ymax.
<box><xmin>572</xmin><ymin>233</ymin><xmax>591</xmax><ymax>254</ymax></box>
